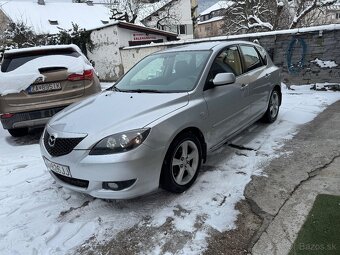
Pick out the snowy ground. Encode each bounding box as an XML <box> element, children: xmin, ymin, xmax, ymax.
<box><xmin>1</xmin><ymin>85</ymin><xmax>340</xmax><ymax>255</ymax></box>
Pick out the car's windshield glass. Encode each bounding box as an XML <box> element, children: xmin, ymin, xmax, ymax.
<box><xmin>115</xmin><ymin>50</ymin><xmax>211</xmax><ymax>93</ymax></box>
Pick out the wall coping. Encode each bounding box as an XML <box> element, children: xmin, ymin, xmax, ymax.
<box><xmin>122</xmin><ymin>24</ymin><xmax>340</xmax><ymax>50</ymax></box>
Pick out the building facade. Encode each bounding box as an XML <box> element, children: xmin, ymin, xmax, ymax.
<box><xmin>196</xmin><ymin>1</ymin><xmax>232</xmax><ymax>38</ymax></box>
<box><xmin>141</xmin><ymin>0</ymin><xmax>197</xmax><ymax>39</ymax></box>
<box><xmin>87</xmin><ymin>22</ymin><xmax>177</xmax><ymax>81</ymax></box>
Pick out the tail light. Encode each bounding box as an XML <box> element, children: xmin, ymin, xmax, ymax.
<box><xmin>67</xmin><ymin>69</ymin><xmax>94</xmax><ymax>81</ymax></box>
<box><xmin>1</xmin><ymin>113</ymin><xmax>14</xmax><ymax>119</ymax></box>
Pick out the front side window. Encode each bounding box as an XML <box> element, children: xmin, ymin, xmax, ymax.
<box><xmin>240</xmin><ymin>45</ymin><xmax>263</xmax><ymax>72</ymax></box>
<box><xmin>116</xmin><ymin>50</ymin><xmax>211</xmax><ymax>93</ymax></box>
<box><xmin>207</xmin><ymin>46</ymin><xmax>242</xmax><ymax>83</ymax></box>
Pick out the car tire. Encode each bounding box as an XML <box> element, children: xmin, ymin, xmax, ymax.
<box><xmin>262</xmin><ymin>89</ymin><xmax>280</xmax><ymax>123</ymax></box>
<box><xmin>8</xmin><ymin>128</ymin><xmax>29</xmax><ymax>137</ymax></box>
<box><xmin>160</xmin><ymin>132</ymin><xmax>202</xmax><ymax>193</ymax></box>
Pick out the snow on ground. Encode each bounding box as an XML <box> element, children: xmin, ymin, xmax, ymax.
<box><xmin>0</xmin><ymin>85</ymin><xmax>340</xmax><ymax>255</ymax></box>
<box><xmin>310</xmin><ymin>58</ymin><xmax>338</xmax><ymax>68</ymax></box>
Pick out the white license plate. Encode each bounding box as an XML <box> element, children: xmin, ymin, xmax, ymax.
<box><xmin>29</xmin><ymin>82</ymin><xmax>62</xmax><ymax>94</ymax></box>
<box><xmin>43</xmin><ymin>157</ymin><xmax>71</xmax><ymax>177</ymax></box>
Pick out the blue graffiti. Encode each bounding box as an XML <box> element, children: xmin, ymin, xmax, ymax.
<box><xmin>287</xmin><ymin>37</ymin><xmax>307</xmax><ymax>75</ymax></box>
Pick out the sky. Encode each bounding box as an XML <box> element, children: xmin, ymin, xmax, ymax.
<box><xmin>2</xmin><ymin>0</ymin><xmax>220</xmax><ymax>14</ymax></box>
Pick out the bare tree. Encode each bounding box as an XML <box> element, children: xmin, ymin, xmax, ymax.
<box><xmin>106</xmin><ymin>0</ymin><xmax>145</xmax><ymax>23</ymax></box>
<box><xmin>222</xmin><ymin>0</ymin><xmax>337</xmax><ymax>35</ymax></box>
<box><xmin>155</xmin><ymin>6</ymin><xmax>180</xmax><ymax>30</ymax></box>
<box><xmin>106</xmin><ymin>0</ymin><xmax>181</xmax><ymax>29</ymax></box>
<box><xmin>289</xmin><ymin>0</ymin><xmax>337</xmax><ymax>29</ymax></box>
<box><xmin>221</xmin><ymin>0</ymin><xmax>286</xmax><ymax>35</ymax></box>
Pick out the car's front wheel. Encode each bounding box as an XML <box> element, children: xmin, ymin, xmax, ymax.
<box><xmin>160</xmin><ymin>132</ymin><xmax>202</xmax><ymax>193</ymax></box>
<box><xmin>262</xmin><ymin>89</ymin><xmax>280</xmax><ymax>123</ymax></box>
<box><xmin>8</xmin><ymin>128</ymin><xmax>29</xmax><ymax>137</ymax></box>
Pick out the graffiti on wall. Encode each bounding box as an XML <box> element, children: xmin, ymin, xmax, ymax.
<box><xmin>287</xmin><ymin>37</ymin><xmax>307</xmax><ymax>75</ymax></box>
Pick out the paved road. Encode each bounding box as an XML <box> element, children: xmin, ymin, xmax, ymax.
<box><xmin>249</xmin><ymin>100</ymin><xmax>340</xmax><ymax>255</ymax></box>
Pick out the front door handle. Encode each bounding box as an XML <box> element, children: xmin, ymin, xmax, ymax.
<box><xmin>241</xmin><ymin>84</ymin><xmax>248</xmax><ymax>90</ymax></box>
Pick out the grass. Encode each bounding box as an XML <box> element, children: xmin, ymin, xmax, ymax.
<box><xmin>289</xmin><ymin>194</ymin><xmax>340</xmax><ymax>255</ymax></box>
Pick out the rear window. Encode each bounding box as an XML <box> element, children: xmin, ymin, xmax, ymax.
<box><xmin>1</xmin><ymin>48</ymin><xmax>81</xmax><ymax>73</ymax></box>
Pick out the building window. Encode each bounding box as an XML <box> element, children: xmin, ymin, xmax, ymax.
<box><xmin>48</xmin><ymin>20</ymin><xmax>58</xmax><ymax>25</ymax></box>
<box><xmin>177</xmin><ymin>25</ymin><xmax>186</xmax><ymax>35</ymax></box>
<box><xmin>336</xmin><ymin>13</ymin><xmax>340</xmax><ymax>19</ymax></box>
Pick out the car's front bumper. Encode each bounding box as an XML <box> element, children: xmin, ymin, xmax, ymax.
<box><xmin>40</xmin><ymin>131</ymin><xmax>165</xmax><ymax>199</ymax></box>
<box><xmin>1</xmin><ymin>106</ymin><xmax>66</xmax><ymax>129</ymax></box>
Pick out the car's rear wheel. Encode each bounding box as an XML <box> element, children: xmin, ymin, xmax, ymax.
<box><xmin>160</xmin><ymin>132</ymin><xmax>202</xmax><ymax>193</ymax></box>
<box><xmin>262</xmin><ymin>89</ymin><xmax>280</xmax><ymax>123</ymax></box>
<box><xmin>8</xmin><ymin>128</ymin><xmax>29</xmax><ymax>137</ymax></box>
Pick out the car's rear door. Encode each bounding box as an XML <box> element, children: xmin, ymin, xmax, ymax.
<box><xmin>203</xmin><ymin>46</ymin><xmax>251</xmax><ymax>149</ymax></box>
<box><xmin>239</xmin><ymin>44</ymin><xmax>271</xmax><ymax>119</ymax></box>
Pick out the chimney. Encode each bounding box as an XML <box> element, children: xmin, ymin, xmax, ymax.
<box><xmin>86</xmin><ymin>1</ymin><xmax>94</xmax><ymax>6</ymax></box>
<box><xmin>38</xmin><ymin>0</ymin><xmax>45</xmax><ymax>5</ymax></box>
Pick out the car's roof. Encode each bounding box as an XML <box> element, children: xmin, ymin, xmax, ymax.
<box><xmin>157</xmin><ymin>40</ymin><xmax>261</xmax><ymax>53</ymax></box>
<box><xmin>4</xmin><ymin>44</ymin><xmax>82</xmax><ymax>55</ymax></box>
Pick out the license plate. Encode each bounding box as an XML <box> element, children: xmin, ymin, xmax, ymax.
<box><xmin>43</xmin><ymin>157</ymin><xmax>71</xmax><ymax>177</ymax></box>
<box><xmin>28</xmin><ymin>82</ymin><xmax>62</xmax><ymax>94</ymax></box>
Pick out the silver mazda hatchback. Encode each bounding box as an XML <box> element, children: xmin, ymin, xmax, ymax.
<box><xmin>40</xmin><ymin>41</ymin><xmax>281</xmax><ymax>199</ymax></box>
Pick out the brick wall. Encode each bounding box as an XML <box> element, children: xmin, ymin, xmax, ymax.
<box><xmin>121</xmin><ymin>25</ymin><xmax>340</xmax><ymax>85</ymax></box>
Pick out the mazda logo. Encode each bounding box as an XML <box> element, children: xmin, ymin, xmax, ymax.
<box><xmin>48</xmin><ymin>135</ymin><xmax>57</xmax><ymax>147</ymax></box>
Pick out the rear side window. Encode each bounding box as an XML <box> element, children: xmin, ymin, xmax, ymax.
<box><xmin>240</xmin><ymin>45</ymin><xmax>263</xmax><ymax>72</ymax></box>
<box><xmin>1</xmin><ymin>48</ymin><xmax>81</xmax><ymax>72</ymax></box>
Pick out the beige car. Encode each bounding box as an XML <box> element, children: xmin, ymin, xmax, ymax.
<box><xmin>0</xmin><ymin>45</ymin><xmax>101</xmax><ymax>137</ymax></box>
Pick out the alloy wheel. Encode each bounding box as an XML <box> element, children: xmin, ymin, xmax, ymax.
<box><xmin>171</xmin><ymin>140</ymin><xmax>199</xmax><ymax>186</ymax></box>
<box><xmin>270</xmin><ymin>91</ymin><xmax>279</xmax><ymax>119</ymax></box>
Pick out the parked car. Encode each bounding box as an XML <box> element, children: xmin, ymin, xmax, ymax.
<box><xmin>0</xmin><ymin>45</ymin><xmax>101</xmax><ymax>137</ymax></box>
<box><xmin>40</xmin><ymin>41</ymin><xmax>281</xmax><ymax>199</ymax></box>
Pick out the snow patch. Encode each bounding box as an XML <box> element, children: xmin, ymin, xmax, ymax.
<box><xmin>0</xmin><ymin>84</ymin><xmax>340</xmax><ymax>254</ymax></box>
<box><xmin>311</xmin><ymin>58</ymin><xmax>338</xmax><ymax>68</ymax></box>
<box><xmin>0</xmin><ymin>46</ymin><xmax>93</xmax><ymax>96</ymax></box>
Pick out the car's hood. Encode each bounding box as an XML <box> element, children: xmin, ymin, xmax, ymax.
<box><xmin>48</xmin><ymin>90</ymin><xmax>189</xmax><ymax>136</ymax></box>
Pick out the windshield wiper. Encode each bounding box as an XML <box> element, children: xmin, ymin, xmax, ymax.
<box><xmin>109</xmin><ymin>86</ymin><xmax>122</xmax><ymax>92</ymax></box>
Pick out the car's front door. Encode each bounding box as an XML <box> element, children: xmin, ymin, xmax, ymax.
<box><xmin>203</xmin><ymin>46</ymin><xmax>251</xmax><ymax>149</ymax></box>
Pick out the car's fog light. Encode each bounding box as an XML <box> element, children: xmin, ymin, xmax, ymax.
<box><xmin>107</xmin><ymin>182</ymin><xmax>119</xmax><ymax>190</ymax></box>
<box><xmin>103</xmin><ymin>179</ymin><xmax>136</xmax><ymax>191</ymax></box>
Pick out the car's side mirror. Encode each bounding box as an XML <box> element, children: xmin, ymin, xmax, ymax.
<box><xmin>213</xmin><ymin>73</ymin><xmax>236</xmax><ymax>86</ymax></box>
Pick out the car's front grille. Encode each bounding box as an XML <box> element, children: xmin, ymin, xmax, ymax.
<box><xmin>44</xmin><ymin>131</ymin><xmax>84</xmax><ymax>157</ymax></box>
<box><xmin>52</xmin><ymin>172</ymin><xmax>89</xmax><ymax>188</ymax></box>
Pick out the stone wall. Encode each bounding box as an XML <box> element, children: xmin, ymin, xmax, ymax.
<box><xmin>253</xmin><ymin>29</ymin><xmax>340</xmax><ymax>85</ymax></box>
<box><xmin>0</xmin><ymin>10</ymin><xmax>10</xmax><ymax>34</ymax></box>
<box><xmin>88</xmin><ymin>26</ymin><xmax>124</xmax><ymax>82</ymax></box>
<box><xmin>120</xmin><ymin>24</ymin><xmax>340</xmax><ymax>85</ymax></box>
<box><xmin>0</xmin><ymin>10</ymin><xmax>10</xmax><ymax>48</ymax></box>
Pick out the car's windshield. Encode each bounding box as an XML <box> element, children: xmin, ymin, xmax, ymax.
<box><xmin>115</xmin><ymin>50</ymin><xmax>211</xmax><ymax>93</ymax></box>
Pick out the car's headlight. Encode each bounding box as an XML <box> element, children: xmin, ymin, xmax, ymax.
<box><xmin>89</xmin><ymin>128</ymin><xmax>150</xmax><ymax>155</ymax></box>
